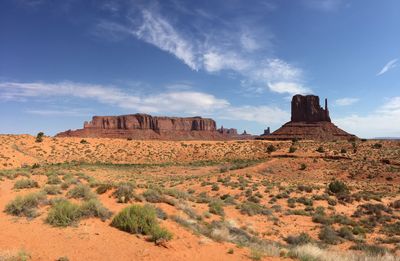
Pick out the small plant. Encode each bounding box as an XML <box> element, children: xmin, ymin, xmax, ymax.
<box><xmin>266</xmin><ymin>144</ymin><xmax>277</xmax><ymax>154</ymax></box>
<box><xmin>340</xmin><ymin>148</ymin><xmax>347</xmax><ymax>153</ymax></box>
<box><xmin>80</xmin><ymin>139</ymin><xmax>89</xmax><ymax>144</ymax></box>
<box><xmin>211</xmin><ymin>183</ymin><xmax>219</xmax><ymax>191</ymax></box>
<box><xmin>43</xmin><ymin>185</ymin><xmax>62</xmax><ymax>195</ymax></box>
<box><xmin>47</xmin><ymin>175</ymin><xmax>62</xmax><ymax>185</ymax></box>
<box><xmin>227</xmin><ymin>248</ymin><xmax>234</xmax><ymax>254</ymax></box>
<box><xmin>318</xmin><ymin>226</ymin><xmax>341</xmax><ymax>245</ymax></box>
<box><xmin>5</xmin><ymin>192</ymin><xmax>45</xmax><ymax>218</ymax></box>
<box><xmin>142</xmin><ymin>189</ymin><xmax>164</xmax><ymax>203</ymax></box>
<box><xmin>35</xmin><ymin>132</ymin><xmax>44</xmax><ymax>142</ymax></box>
<box><xmin>113</xmin><ymin>183</ymin><xmax>135</xmax><ymax>203</ymax></box>
<box><xmin>46</xmin><ymin>199</ymin><xmax>81</xmax><ymax>227</ymax></box>
<box><xmin>96</xmin><ymin>183</ymin><xmax>113</xmax><ymax>194</ymax></box>
<box><xmin>285</xmin><ymin>232</ymin><xmax>312</xmax><ymax>245</ymax></box>
<box><xmin>79</xmin><ymin>198</ymin><xmax>112</xmax><ymax>221</ymax></box>
<box><xmin>208</xmin><ymin>200</ymin><xmax>225</xmax><ymax>216</ymax></box>
<box><xmin>66</xmin><ymin>184</ymin><xmax>96</xmax><ymax>201</ymax></box>
<box><xmin>328</xmin><ymin>180</ymin><xmax>348</xmax><ymax>194</ymax></box>
<box><xmin>289</xmin><ymin>146</ymin><xmax>297</xmax><ymax>153</ymax></box>
<box><xmin>14</xmin><ymin>179</ymin><xmax>39</xmax><ymax>189</ymax></box>
<box><xmin>316</xmin><ymin>146</ymin><xmax>324</xmax><ymax>153</ymax></box>
<box><xmin>249</xmin><ymin>248</ymin><xmax>264</xmax><ymax>260</ymax></box>
<box><xmin>372</xmin><ymin>143</ymin><xmax>382</xmax><ymax>149</ymax></box>
<box><xmin>299</xmin><ymin>163</ymin><xmax>307</xmax><ymax>170</ymax></box>
<box><xmin>110</xmin><ymin>204</ymin><xmax>172</xmax><ymax>244</ymax></box>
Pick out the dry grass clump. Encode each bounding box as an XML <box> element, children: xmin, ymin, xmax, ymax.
<box><xmin>5</xmin><ymin>192</ymin><xmax>46</xmax><ymax>218</ymax></box>
<box><xmin>13</xmin><ymin>179</ymin><xmax>39</xmax><ymax>189</ymax></box>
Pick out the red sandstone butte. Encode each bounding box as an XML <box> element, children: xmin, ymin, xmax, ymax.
<box><xmin>56</xmin><ymin>114</ymin><xmax>251</xmax><ymax>140</ymax></box>
<box><xmin>261</xmin><ymin>94</ymin><xmax>357</xmax><ymax>141</ymax></box>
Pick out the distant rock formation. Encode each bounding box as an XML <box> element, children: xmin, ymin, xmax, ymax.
<box><xmin>56</xmin><ymin>114</ymin><xmax>253</xmax><ymax>140</ymax></box>
<box><xmin>260</xmin><ymin>95</ymin><xmax>356</xmax><ymax>141</ymax></box>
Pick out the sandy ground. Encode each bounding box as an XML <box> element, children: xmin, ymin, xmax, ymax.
<box><xmin>0</xmin><ymin>135</ymin><xmax>399</xmax><ymax>261</ymax></box>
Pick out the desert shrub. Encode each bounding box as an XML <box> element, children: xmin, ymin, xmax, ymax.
<box><xmin>35</xmin><ymin>132</ymin><xmax>44</xmax><ymax>142</ymax></box>
<box><xmin>66</xmin><ymin>184</ymin><xmax>95</xmax><ymax>201</ymax></box>
<box><xmin>328</xmin><ymin>180</ymin><xmax>348</xmax><ymax>194</ymax></box>
<box><xmin>266</xmin><ymin>144</ymin><xmax>276</xmax><ymax>153</ymax></box>
<box><xmin>96</xmin><ymin>183</ymin><xmax>113</xmax><ymax>194</ymax></box>
<box><xmin>297</xmin><ymin>185</ymin><xmax>312</xmax><ymax>193</ymax></box>
<box><xmin>289</xmin><ymin>146</ymin><xmax>297</xmax><ymax>153</ymax></box>
<box><xmin>239</xmin><ymin>201</ymin><xmax>271</xmax><ymax>216</ymax></box>
<box><xmin>285</xmin><ymin>233</ymin><xmax>312</xmax><ymax>246</ymax></box>
<box><xmin>249</xmin><ymin>248</ymin><xmax>264</xmax><ymax>260</ymax></box>
<box><xmin>390</xmin><ymin>200</ymin><xmax>400</xmax><ymax>209</ymax></box>
<box><xmin>382</xmin><ymin>221</ymin><xmax>400</xmax><ymax>235</ymax></box>
<box><xmin>318</xmin><ymin>226</ymin><xmax>341</xmax><ymax>245</ymax></box>
<box><xmin>79</xmin><ymin>198</ymin><xmax>112</xmax><ymax>221</ymax></box>
<box><xmin>316</xmin><ymin>146</ymin><xmax>324</xmax><ymax>153</ymax></box>
<box><xmin>208</xmin><ymin>200</ymin><xmax>225</xmax><ymax>216</ymax></box>
<box><xmin>327</xmin><ymin>198</ymin><xmax>337</xmax><ymax>206</ymax></box>
<box><xmin>149</xmin><ymin>226</ymin><xmax>173</xmax><ymax>244</ymax></box>
<box><xmin>337</xmin><ymin>226</ymin><xmax>354</xmax><ymax>240</ymax></box>
<box><xmin>80</xmin><ymin>139</ymin><xmax>88</xmax><ymax>144</ymax></box>
<box><xmin>299</xmin><ymin>163</ymin><xmax>307</xmax><ymax>170</ymax></box>
<box><xmin>211</xmin><ymin>184</ymin><xmax>219</xmax><ymax>191</ymax></box>
<box><xmin>340</xmin><ymin>148</ymin><xmax>347</xmax><ymax>153</ymax></box>
<box><xmin>47</xmin><ymin>175</ymin><xmax>62</xmax><ymax>185</ymax></box>
<box><xmin>164</xmin><ymin>188</ymin><xmax>189</xmax><ymax>200</ymax></box>
<box><xmin>5</xmin><ymin>192</ymin><xmax>45</xmax><ymax>217</ymax></box>
<box><xmin>312</xmin><ymin>212</ymin><xmax>332</xmax><ymax>225</ymax></box>
<box><xmin>142</xmin><ymin>189</ymin><xmax>165</xmax><ymax>203</ymax></box>
<box><xmin>111</xmin><ymin>204</ymin><xmax>172</xmax><ymax>243</ymax></box>
<box><xmin>46</xmin><ymin>199</ymin><xmax>81</xmax><ymax>227</ymax></box>
<box><xmin>14</xmin><ymin>179</ymin><xmax>39</xmax><ymax>189</ymax></box>
<box><xmin>349</xmin><ymin>243</ymin><xmax>388</xmax><ymax>256</ymax></box>
<box><xmin>155</xmin><ymin>207</ymin><xmax>168</xmax><ymax>220</ymax></box>
<box><xmin>372</xmin><ymin>143</ymin><xmax>382</xmax><ymax>149</ymax></box>
<box><xmin>332</xmin><ymin>214</ymin><xmax>355</xmax><ymax>226</ymax></box>
<box><xmin>113</xmin><ymin>183</ymin><xmax>135</xmax><ymax>203</ymax></box>
<box><xmin>43</xmin><ymin>185</ymin><xmax>62</xmax><ymax>195</ymax></box>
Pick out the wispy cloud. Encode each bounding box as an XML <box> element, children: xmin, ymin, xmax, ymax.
<box><xmin>26</xmin><ymin>108</ymin><xmax>92</xmax><ymax>116</ymax></box>
<box><xmin>335</xmin><ymin>97</ymin><xmax>400</xmax><ymax>138</ymax></box>
<box><xmin>302</xmin><ymin>0</ymin><xmax>347</xmax><ymax>12</ymax></box>
<box><xmin>0</xmin><ymin>81</ymin><xmax>289</xmax><ymax>126</ymax></box>
<box><xmin>335</xmin><ymin>97</ymin><xmax>359</xmax><ymax>106</ymax></box>
<box><xmin>95</xmin><ymin>2</ymin><xmax>309</xmax><ymax>95</ymax></box>
<box><xmin>377</xmin><ymin>58</ymin><xmax>398</xmax><ymax>76</ymax></box>
<box><xmin>267</xmin><ymin>82</ymin><xmax>311</xmax><ymax>96</ymax></box>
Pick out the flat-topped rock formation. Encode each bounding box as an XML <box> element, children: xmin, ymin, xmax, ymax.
<box><xmin>260</xmin><ymin>95</ymin><xmax>356</xmax><ymax>141</ymax></box>
<box><xmin>56</xmin><ymin>114</ymin><xmax>252</xmax><ymax>140</ymax></box>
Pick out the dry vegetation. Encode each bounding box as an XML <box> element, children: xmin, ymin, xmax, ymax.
<box><xmin>0</xmin><ymin>135</ymin><xmax>399</xmax><ymax>260</ymax></box>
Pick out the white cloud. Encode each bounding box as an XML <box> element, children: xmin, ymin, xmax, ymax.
<box><xmin>96</xmin><ymin>6</ymin><xmax>308</xmax><ymax>95</ymax></box>
<box><xmin>267</xmin><ymin>82</ymin><xmax>311</xmax><ymax>95</ymax></box>
<box><xmin>0</xmin><ymin>81</ymin><xmax>290</xmax><ymax>129</ymax></box>
<box><xmin>335</xmin><ymin>97</ymin><xmax>359</xmax><ymax>106</ymax></box>
<box><xmin>303</xmin><ymin>0</ymin><xmax>346</xmax><ymax>11</ymax></box>
<box><xmin>220</xmin><ymin>105</ymin><xmax>289</xmax><ymax>125</ymax></box>
<box><xmin>377</xmin><ymin>59</ymin><xmax>398</xmax><ymax>76</ymax></box>
<box><xmin>335</xmin><ymin>97</ymin><xmax>400</xmax><ymax>138</ymax></box>
<box><xmin>0</xmin><ymin>81</ymin><xmax>227</xmax><ymax>114</ymax></box>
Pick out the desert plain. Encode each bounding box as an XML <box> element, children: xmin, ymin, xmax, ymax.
<box><xmin>0</xmin><ymin>135</ymin><xmax>400</xmax><ymax>261</ymax></box>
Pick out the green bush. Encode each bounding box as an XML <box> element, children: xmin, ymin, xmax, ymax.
<box><xmin>35</xmin><ymin>132</ymin><xmax>44</xmax><ymax>143</ymax></box>
<box><xmin>5</xmin><ymin>192</ymin><xmax>45</xmax><ymax>217</ymax></box>
<box><xmin>211</xmin><ymin>184</ymin><xmax>219</xmax><ymax>191</ymax></box>
<box><xmin>142</xmin><ymin>189</ymin><xmax>164</xmax><ymax>203</ymax></box>
<box><xmin>208</xmin><ymin>200</ymin><xmax>225</xmax><ymax>216</ymax></box>
<box><xmin>66</xmin><ymin>184</ymin><xmax>95</xmax><ymax>201</ymax></box>
<box><xmin>79</xmin><ymin>198</ymin><xmax>112</xmax><ymax>221</ymax></box>
<box><xmin>43</xmin><ymin>185</ymin><xmax>62</xmax><ymax>195</ymax></box>
<box><xmin>328</xmin><ymin>180</ymin><xmax>348</xmax><ymax>194</ymax></box>
<box><xmin>14</xmin><ymin>179</ymin><xmax>39</xmax><ymax>189</ymax></box>
<box><xmin>46</xmin><ymin>199</ymin><xmax>81</xmax><ymax>227</ymax></box>
<box><xmin>285</xmin><ymin>232</ymin><xmax>312</xmax><ymax>245</ymax></box>
<box><xmin>239</xmin><ymin>201</ymin><xmax>271</xmax><ymax>216</ymax></box>
<box><xmin>318</xmin><ymin>226</ymin><xmax>341</xmax><ymax>245</ymax></box>
<box><xmin>96</xmin><ymin>183</ymin><xmax>113</xmax><ymax>194</ymax></box>
<box><xmin>47</xmin><ymin>175</ymin><xmax>62</xmax><ymax>185</ymax></box>
<box><xmin>113</xmin><ymin>183</ymin><xmax>134</xmax><ymax>203</ymax></box>
<box><xmin>266</xmin><ymin>144</ymin><xmax>277</xmax><ymax>153</ymax></box>
<box><xmin>111</xmin><ymin>204</ymin><xmax>172</xmax><ymax>243</ymax></box>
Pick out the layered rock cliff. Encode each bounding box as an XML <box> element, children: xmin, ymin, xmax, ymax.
<box><xmin>56</xmin><ymin>114</ymin><xmax>250</xmax><ymax>140</ymax></box>
<box><xmin>261</xmin><ymin>95</ymin><xmax>356</xmax><ymax>141</ymax></box>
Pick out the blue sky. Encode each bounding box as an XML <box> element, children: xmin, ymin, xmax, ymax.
<box><xmin>0</xmin><ymin>0</ymin><xmax>399</xmax><ymax>138</ymax></box>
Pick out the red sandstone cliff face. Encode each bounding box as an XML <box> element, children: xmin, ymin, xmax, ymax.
<box><xmin>83</xmin><ymin>114</ymin><xmax>216</xmax><ymax>132</ymax></box>
<box><xmin>291</xmin><ymin>95</ymin><xmax>331</xmax><ymax>122</ymax></box>
<box><xmin>56</xmin><ymin>114</ymin><xmax>249</xmax><ymax>140</ymax></box>
<box><xmin>261</xmin><ymin>95</ymin><xmax>356</xmax><ymax>141</ymax></box>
